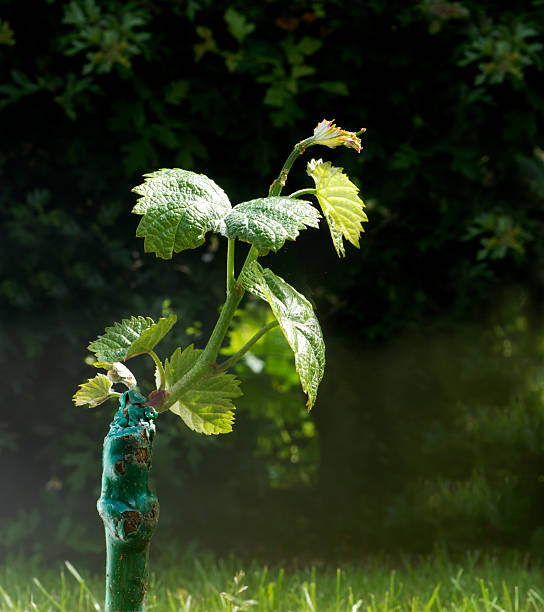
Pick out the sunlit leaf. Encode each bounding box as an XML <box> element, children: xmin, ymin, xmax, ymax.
<box><xmin>88</xmin><ymin>314</ymin><xmax>177</xmax><ymax>362</ymax></box>
<box><xmin>216</xmin><ymin>197</ymin><xmax>321</xmax><ymax>254</ymax></box>
<box><xmin>307</xmin><ymin>159</ymin><xmax>367</xmax><ymax>257</ymax></box>
<box><xmin>164</xmin><ymin>345</ymin><xmax>242</xmax><ymax>434</ymax></box>
<box><xmin>132</xmin><ymin>168</ymin><xmax>231</xmax><ymax>259</ymax></box>
<box><xmin>240</xmin><ymin>262</ymin><xmax>325</xmax><ymax>409</ymax></box>
<box><xmin>73</xmin><ymin>374</ymin><xmax>119</xmax><ymax>408</ymax></box>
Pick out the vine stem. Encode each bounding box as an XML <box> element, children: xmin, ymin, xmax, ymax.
<box><xmin>269</xmin><ymin>137</ymin><xmax>313</xmax><ymax>197</ymax></box>
<box><xmin>217</xmin><ymin>320</ymin><xmax>279</xmax><ymax>373</ymax></box>
<box><xmin>157</xmin><ymin>138</ymin><xmax>312</xmax><ymax>413</ymax></box>
<box><xmin>226</xmin><ymin>238</ymin><xmax>235</xmax><ymax>295</ymax></box>
<box><xmin>157</xmin><ymin>255</ymin><xmax>252</xmax><ymax>412</ymax></box>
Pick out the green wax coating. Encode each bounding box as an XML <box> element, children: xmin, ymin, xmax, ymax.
<box><xmin>97</xmin><ymin>390</ymin><xmax>159</xmax><ymax>611</ymax></box>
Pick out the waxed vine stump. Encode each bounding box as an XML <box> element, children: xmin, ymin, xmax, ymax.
<box><xmin>97</xmin><ymin>390</ymin><xmax>159</xmax><ymax>612</ymax></box>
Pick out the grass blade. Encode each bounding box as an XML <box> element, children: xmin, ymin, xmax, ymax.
<box><xmin>423</xmin><ymin>584</ymin><xmax>441</xmax><ymax>612</ymax></box>
<box><xmin>0</xmin><ymin>585</ymin><xmax>14</xmax><ymax>610</ymax></box>
<box><xmin>32</xmin><ymin>576</ymin><xmax>62</xmax><ymax>610</ymax></box>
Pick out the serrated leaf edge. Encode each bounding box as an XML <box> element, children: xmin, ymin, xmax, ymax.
<box><xmin>73</xmin><ymin>373</ymin><xmax>120</xmax><ymax>408</ymax></box>
<box><xmin>307</xmin><ymin>159</ymin><xmax>367</xmax><ymax>258</ymax></box>
<box><xmin>240</xmin><ymin>262</ymin><xmax>325</xmax><ymax>409</ymax></box>
<box><xmin>87</xmin><ymin>314</ymin><xmax>176</xmax><ymax>362</ymax></box>
<box><xmin>217</xmin><ymin>197</ymin><xmax>321</xmax><ymax>254</ymax></box>
<box><xmin>164</xmin><ymin>345</ymin><xmax>242</xmax><ymax>434</ymax></box>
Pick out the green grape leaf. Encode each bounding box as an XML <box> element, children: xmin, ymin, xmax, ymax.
<box><xmin>307</xmin><ymin>159</ymin><xmax>368</xmax><ymax>257</ymax></box>
<box><xmin>73</xmin><ymin>374</ymin><xmax>119</xmax><ymax>408</ymax></box>
<box><xmin>164</xmin><ymin>345</ymin><xmax>242</xmax><ymax>434</ymax></box>
<box><xmin>88</xmin><ymin>314</ymin><xmax>177</xmax><ymax>362</ymax></box>
<box><xmin>132</xmin><ymin>168</ymin><xmax>232</xmax><ymax>259</ymax></box>
<box><xmin>216</xmin><ymin>197</ymin><xmax>321</xmax><ymax>254</ymax></box>
<box><xmin>240</xmin><ymin>262</ymin><xmax>325</xmax><ymax>409</ymax></box>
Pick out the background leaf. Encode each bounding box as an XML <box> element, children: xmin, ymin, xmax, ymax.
<box><xmin>164</xmin><ymin>345</ymin><xmax>242</xmax><ymax>434</ymax></box>
<box><xmin>73</xmin><ymin>373</ymin><xmax>119</xmax><ymax>407</ymax></box>
<box><xmin>88</xmin><ymin>314</ymin><xmax>177</xmax><ymax>362</ymax></box>
<box><xmin>307</xmin><ymin>159</ymin><xmax>368</xmax><ymax>257</ymax></box>
<box><xmin>132</xmin><ymin>168</ymin><xmax>231</xmax><ymax>259</ymax></box>
<box><xmin>240</xmin><ymin>262</ymin><xmax>325</xmax><ymax>409</ymax></box>
<box><xmin>224</xmin><ymin>7</ymin><xmax>255</xmax><ymax>43</ymax></box>
<box><xmin>216</xmin><ymin>196</ymin><xmax>321</xmax><ymax>254</ymax></box>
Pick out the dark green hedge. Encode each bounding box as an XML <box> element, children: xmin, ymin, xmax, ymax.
<box><xmin>1</xmin><ymin>0</ymin><xmax>544</xmax><ymax>562</ymax></box>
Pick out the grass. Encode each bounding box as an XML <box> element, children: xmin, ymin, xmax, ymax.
<box><xmin>0</xmin><ymin>551</ymin><xmax>543</xmax><ymax>611</ymax></box>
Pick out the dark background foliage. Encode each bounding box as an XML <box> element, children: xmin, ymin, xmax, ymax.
<box><xmin>1</xmin><ymin>0</ymin><xmax>544</xmax><ymax>566</ymax></box>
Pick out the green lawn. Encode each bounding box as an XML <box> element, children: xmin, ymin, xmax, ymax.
<box><xmin>1</xmin><ymin>552</ymin><xmax>543</xmax><ymax>611</ymax></box>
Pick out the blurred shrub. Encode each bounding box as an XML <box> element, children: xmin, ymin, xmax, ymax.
<box><xmin>1</xmin><ymin>0</ymin><xmax>544</xmax><ymax>561</ymax></box>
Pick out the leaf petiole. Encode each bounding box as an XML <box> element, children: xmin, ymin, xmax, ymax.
<box><xmin>149</xmin><ymin>350</ymin><xmax>166</xmax><ymax>390</ymax></box>
<box><xmin>287</xmin><ymin>188</ymin><xmax>316</xmax><ymax>199</ymax></box>
<box><xmin>217</xmin><ymin>320</ymin><xmax>279</xmax><ymax>373</ymax></box>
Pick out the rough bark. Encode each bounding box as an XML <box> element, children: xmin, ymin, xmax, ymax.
<box><xmin>97</xmin><ymin>390</ymin><xmax>159</xmax><ymax>612</ymax></box>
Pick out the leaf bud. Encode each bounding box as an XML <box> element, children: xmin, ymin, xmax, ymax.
<box><xmin>310</xmin><ymin>119</ymin><xmax>364</xmax><ymax>153</ymax></box>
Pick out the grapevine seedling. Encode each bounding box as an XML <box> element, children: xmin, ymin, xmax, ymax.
<box><xmin>73</xmin><ymin>119</ymin><xmax>368</xmax><ymax>611</ymax></box>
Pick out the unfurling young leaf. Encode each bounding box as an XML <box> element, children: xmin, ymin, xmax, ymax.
<box><xmin>240</xmin><ymin>262</ymin><xmax>325</xmax><ymax>409</ymax></box>
<box><xmin>106</xmin><ymin>362</ymin><xmax>137</xmax><ymax>388</ymax></box>
<box><xmin>132</xmin><ymin>168</ymin><xmax>232</xmax><ymax>259</ymax></box>
<box><xmin>310</xmin><ymin>119</ymin><xmax>363</xmax><ymax>152</ymax></box>
<box><xmin>216</xmin><ymin>196</ymin><xmax>321</xmax><ymax>254</ymax></box>
<box><xmin>164</xmin><ymin>345</ymin><xmax>242</xmax><ymax>434</ymax></box>
<box><xmin>307</xmin><ymin>159</ymin><xmax>368</xmax><ymax>257</ymax></box>
<box><xmin>73</xmin><ymin>374</ymin><xmax>120</xmax><ymax>408</ymax></box>
<box><xmin>88</xmin><ymin>314</ymin><xmax>177</xmax><ymax>362</ymax></box>
<box><xmin>92</xmin><ymin>362</ymin><xmax>137</xmax><ymax>388</ymax></box>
